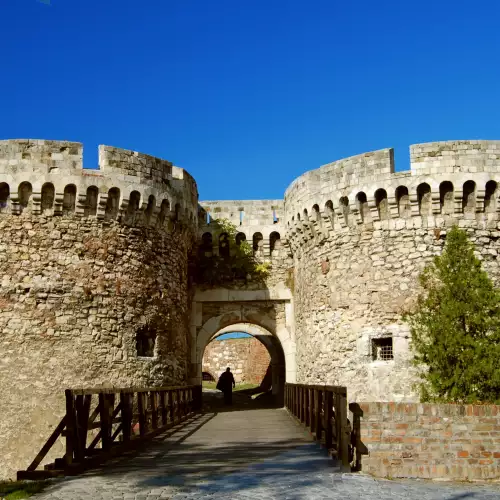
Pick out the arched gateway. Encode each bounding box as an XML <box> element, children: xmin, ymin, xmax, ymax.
<box><xmin>189</xmin><ymin>286</ymin><xmax>296</xmax><ymax>404</ymax></box>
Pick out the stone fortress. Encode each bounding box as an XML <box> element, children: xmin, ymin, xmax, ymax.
<box><xmin>1</xmin><ymin>138</ymin><xmax>500</xmax><ymax>479</ymax></box>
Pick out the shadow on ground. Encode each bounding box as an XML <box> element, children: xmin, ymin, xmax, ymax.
<box><xmin>30</xmin><ymin>400</ymin><xmax>500</xmax><ymax>500</ymax></box>
<box><xmin>201</xmin><ymin>387</ymin><xmax>278</xmax><ymax>413</ymax></box>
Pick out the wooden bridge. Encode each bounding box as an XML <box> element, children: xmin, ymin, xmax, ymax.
<box><xmin>18</xmin><ymin>383</ymin><xmax>352</xmax><ymax>482</ymax></box>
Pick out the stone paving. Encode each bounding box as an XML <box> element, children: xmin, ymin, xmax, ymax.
<box><xmin>31</xmin><ymin>394</ymin><xmax>500</xmax><ymax>500</ymax></box>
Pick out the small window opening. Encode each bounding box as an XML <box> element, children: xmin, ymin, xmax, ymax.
<box><xmin>273</xmin><ymin>209</ymin><xmax>278</xmax><ymax>224</ymax></box>
<box><xmin>372</xmin><ymin>337</ymin><xmax>393</xmax><ymax>361</ymax></box>
<box><xmin>105</xmin><ymin>187</ymin><xmax>120</xmax><ymax>220</ymax></box>
<box><xmin>219</xmin><ymin>232</ymin><xmax>230</xmax><ymax>258</ymax></box>
<box><xmin>0</xmin><ymin>183</ymin><xmax>10</xmax><ymax>212</ymax></box>
<box><xmin>253</xmin><ymin>232</ymin><xmax>263</xmax><ymax>253</ymax></box>
<box><xmin>235</xmin><ymin>232</ymin><xmax>246</xmax><ymax>246</ymax></box>
<box><xmin>207</xmin><ymin>211</ymin><xmax>211</xmax><ymax>225</ymax></box>
<box><xmin>136</xmin><ymin>325</ymin><xmax>156</xmax><ymax>357</ymax></box>
<box><xmin>239</xmin><ymin>210</ymin><xmax>244</xmax><ymax>225</ymax></box>
<box><xmin>41</xmin><ymin>183</ymin><xmax>55</xmax><ymax>213</ymax></box>
<box><xmin>63</xmin><ymin>184</ymin><xmax>77</xmax><ymax>215</ymax></box>
<box><xmin>158</xmin><ymin>199</ymin><xmax>170</xmax><ymax>227</ymax></box>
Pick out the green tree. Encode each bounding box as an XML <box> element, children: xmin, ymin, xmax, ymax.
<box><xmin>405</xmin><ymin>226</ymin><xmax>500</xmax><ymax>403</ymax></box>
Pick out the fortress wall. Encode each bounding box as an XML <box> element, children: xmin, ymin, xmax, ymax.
<box><xmin>411</xmin><ymin>140</ymin><xmax>500</xmax><ymax>175</ymax></box>
<box><xmin>197</xmin><ymin>200</ymin><xmax>292</xmax><ymax>289</ymax></box>
<box><xmin>285</xmin><ymin>149</ymin><xmax>395</xmax><ymax>220</ymax></box>
<box><xmin>202</xmin><ymin>337</ymin><xmax>270</xmax><ymax>384</ymax></box>
<box><xmin>99</xmin><ymin>145</ymin><xmax>172</xmax><ymax>182</ymax></box>
<box><xmin>200</xmin><ymin>199</ymin><xmax>284</xmax><ymax>226</ymax></box>
<box><xmin>0</xmin><ymin>139</ymin><xmax>83</xmax><ymax>175</ymax></box>
<box><xmin>283</xmin><ymin>141</ymin><xmax>500</xmax><ymax>403</ymax></box>
<box><xmin>0</xmin><ymin>140</ymin><xmax>198</xmax><ymax>480</ymax></box>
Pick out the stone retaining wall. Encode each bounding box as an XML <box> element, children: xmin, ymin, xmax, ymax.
<box><xmin>202</xmin><ymin>337</ymin><xmax>271</xmax><ymax>384</ymax></box>
<box><xmin>357</xmin><ymin>402</ymin><xmax>500</xmax><ymax>480</ymax></box>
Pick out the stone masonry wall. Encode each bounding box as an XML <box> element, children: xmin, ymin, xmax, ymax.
<box><xmin>284</xmin><ymin>141</ymin><xmax>500</xmax><ymax>403</ymax></box>
<box><xmin>357</xmin><ymin>402</ymin><xmax>500</xmax><ymax>480</ymax></box>
<box><xmin>202</xmin><ymin>337</ymin><xmax>270</xmax><ymax>384</ymax></box>
<box><xmin>0</xmin><ymin>139</ymin><xmax>198</xmax><ymax>480</ymax></box>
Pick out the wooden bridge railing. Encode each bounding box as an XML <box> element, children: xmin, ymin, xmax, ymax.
<box><xmin>17</xmin><ymin>385</ymin><xmax>202</xmax><ymax>480</ymax></box>
<box><xmin>284</xmin><ymin>383</ymin><xmax>350</xmax><ymax>470</ymax></box>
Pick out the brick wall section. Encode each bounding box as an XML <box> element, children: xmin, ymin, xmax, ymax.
<box><xmin>357</xmin><ymin>402</ymin><xmax>500</xmax><ymax>480</ymax></box>
<box><xmin>202</xmin><ymin>337</ymin><xmax>270</xmax><ymax>384</ymax></box>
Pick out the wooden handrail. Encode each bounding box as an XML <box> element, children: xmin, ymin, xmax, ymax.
<box><xmin>284</xmin><ymin>382</ymin><xmax>351</xmax><ymax>471</ymax></box>
<box><xmin>69</xmin><ymin>384</ymin><xmax>196</xmax><ymax>395</ymax></box>
<box><xmin>18</xmin><ymin>384</ymin><xmax>202</xmax><ymax>480</ymax></box>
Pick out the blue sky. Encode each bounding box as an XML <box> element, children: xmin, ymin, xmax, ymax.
<box><xmin>2</xmin><ymin>0</ymin><xmax>500</xmax><ymax>200</ymax></box>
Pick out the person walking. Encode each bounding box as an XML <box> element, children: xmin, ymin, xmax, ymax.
<box><xmin>216</xmin><ymin>367</ymin><xmax>236</xmax><ymax>405</ymax></box>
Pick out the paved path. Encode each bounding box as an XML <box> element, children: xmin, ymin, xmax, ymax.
<box><xmin>32</xmin><ymin>394</ymin><xmax>500</xmax><ymax>500</ymax></box>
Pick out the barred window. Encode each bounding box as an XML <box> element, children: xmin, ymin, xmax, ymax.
<box><xmin>372</xmin><ymin>337</ymin><xmax>393</xmax><ymax>361</ymax></box>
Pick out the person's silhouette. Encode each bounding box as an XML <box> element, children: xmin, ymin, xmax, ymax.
<box><xmin>216</xmin><ymin>367</ymin><xmax>236</xmax><ymax>405</ymax></box>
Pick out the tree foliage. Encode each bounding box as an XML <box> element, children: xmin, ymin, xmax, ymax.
<box><xmin>196</xmin><ymin>218</ymin><xmax>270</xmax><ymax>286</ymax></box>
<box><xmin>405</xmin><ymin>226</ymin><xmax>500</xmax><ymax>404</ymax></box>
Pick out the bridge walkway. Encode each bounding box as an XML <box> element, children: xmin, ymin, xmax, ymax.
<box><xmin>31</xmin><ymin>392</ymin><xmax>500</xmax><ymax>500</ymax></box>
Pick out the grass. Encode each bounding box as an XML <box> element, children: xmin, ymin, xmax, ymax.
<box><xmin>202</xmin><ymin>381</ymin><xmax>259</xmax><ymax>392</ymax></box>
<box><xmin>0</xmin><ymin>480</ymin><xmax>48</xmax><ymax>499</ymax></box>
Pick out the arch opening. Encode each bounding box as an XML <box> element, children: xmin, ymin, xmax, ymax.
<box><xmin>0</xmin><ymin>183</ymin><xmax>10</xmax><ymax>213</ymax></box>
<box><xmin>375</xmin><ymin>188</ymin><xmax>388</xmax><ymax>220</ymax></box>
<box><xmin>84</xmin><ymin>186</ymin><xmax>98</xmax><ymax>217</ymax></box>
<box><xmin>269</xmin><ymin>231</ymin><xmax>281</xmax><ymax>255</ymax></box>
<box><xmin>439</xmin><ymin>181</ymin><xmax>454</xmax><ymax>215</ymax></box>
<box><xmin>196</xmin><ymin>318</ymin><xmax>290</xmax><ymax>407</ymax></box>
<box><xmin>484</xmin><ymin>180</ymin><xmax>498</xmax><ymax>214</ymax></box>
<box><xmin>417</xmin><ymin>183</ymin><xmax>431</xmax><ymax>216</ymax></box>
<box><xmin>63</xmin><ymin>184</ymin><xmax>77</xmax><ymax>215</ymax></box>
<box><xmin>395</xmin><ymin>186</ymin><xmax>410</xmax><ymax>218</ymax></box>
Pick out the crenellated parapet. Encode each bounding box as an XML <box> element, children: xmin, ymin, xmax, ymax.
<box><xmin>198</xmin><ymin>199</ymin><xmax>287</xmax><ymax>258</ymax></box>
<box><xmin>284</xmin><ymin>141</ymin><xmax>500</xmax><ymax>252</ymax></box>
<box><xmin>0</xmin><ymin>139</ymin><xmax>199</xmax><ymax>235</ymax></box>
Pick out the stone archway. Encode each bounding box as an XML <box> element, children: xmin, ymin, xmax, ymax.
<box><xmin>201</xmin><ymin>322</ymin><xmax>286</xmax><ymax>401</ymax></box>
<box><xmin>190</xmin><ymin>294</ymin><xmax>297</xmax><ymax>405</ymax></box>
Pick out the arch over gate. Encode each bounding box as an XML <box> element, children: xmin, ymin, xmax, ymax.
<box><xmin>193</xmin><ymin>311</ymin><xmax>296</xmax><ymax>405</ymax></box>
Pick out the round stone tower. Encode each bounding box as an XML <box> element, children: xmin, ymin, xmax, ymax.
<box><xmin>0</xmin><ymin>139</ymin><xmax>198</xmax><ymax>478</ymax></box>
<box><xmin>284</xmin><ymin>140</ymin><xmax>500</xmax><ymax>402</ymax></box>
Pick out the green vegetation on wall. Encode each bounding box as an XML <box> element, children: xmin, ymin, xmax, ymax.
<box><xmin>196</xmin><ymin>218</ymin><xmax>270</xmax><ymax>286</ymax></box>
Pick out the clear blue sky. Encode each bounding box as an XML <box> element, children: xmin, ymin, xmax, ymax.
<box><xmin>2</xmin><ymin>0</ymin><xmax>500</xmax><ymax>200</ymax></box>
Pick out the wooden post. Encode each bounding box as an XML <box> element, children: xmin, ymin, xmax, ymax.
<box><xmin>324</xmin><ymin>390</ymin><xmax>333</xmax><ymax>451</ymax></box>
<box><xmin>309</xmin><ymin>389</ymin><xmax>314</xmax><ymax>433</ymax></box>
<box><xmin>338</xmin><ymin>391</ymin><xmax>350</xmax><ymax>470</ymax></box>
<box><xmin>160</xmin><ymin>391</ymin><xmax>167</xmax><ymax>425</ymax></box>
<box><xmin>138</xmin><ymin>392</ymin><xmax>147</xmax><ymax>436</ymax></box>
<box><xmin>295</xmin><ymin>385</ymin><xmax>298</xmax><ymax>416</ymax></box>
<box><xmin>64</xmin><ymin>390</ymin><xmax>76</xmax><ymax>466</ymax></box>
<box><xmin>99</xmin><ymin>393</ymin><xmax>112</xmax><ymax>451</ymax></box>
<box><xmin>120</xmin><ymin>392</ymin><xmax>132</xmax><ymax>442</ymax></box>
<box><xmin>75</xmin><ymin>394</ymin><xmax>91</xmax><ymax>462</ymax></box>
<box><xmin>315</xmin><ymin>389</ymin><xmax>322</xmax><ymax>441</ymax></box>
<box><xmin>150</xmin><ymin>391</ymin><xmax>158</xmax><ymax>430</ymax></box>
<box><xmin>175</xmin><ymin>389</ymin><xmax>180</xmax><ymax>422</ymax></box>
<box><xmin>304</xmin><ymin>388</ymin><xmax>309</xmax><ymax>427</ymax></box>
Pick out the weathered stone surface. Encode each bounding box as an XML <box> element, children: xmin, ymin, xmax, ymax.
<box><xmin>4</xmin><ymin>138</ymin><xmax>500</xmax><ymax>484</ymax></box>
<box><xmin>202</xmin><ymin>337</ymin><xmax>270</xmax><ymax>383</ymax></box>
<box><xmin>284</xmin><ymin>140</ymin><xmax>500</xmax><ymax>403</ymax></box>
<box><xmin>0</xmin><ymin>140</ymin><xmax>199</xmax><ymax>480</ymax></box>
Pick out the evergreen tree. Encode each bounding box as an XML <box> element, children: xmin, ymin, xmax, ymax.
<box><xmin>405</xmin><ymin>226</ymin><xmax>500</xmax><ymax>403</ymax></box>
